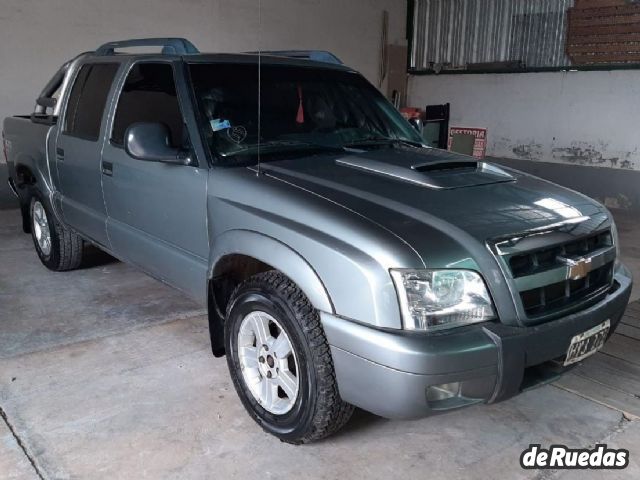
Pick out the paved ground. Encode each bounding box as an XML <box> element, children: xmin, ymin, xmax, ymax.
<box><xmin>555</xmin><ymin>301</ymin><xmax>640</xmax><ymax>420</ymax></box>
<box><xmin>1</xmin><ymin>206</ymin><xmax>640</xmax><ymax>479</ymax></box>
<box><xmin>615</xmin><ymin>209</ymin><xmax>640</xmax><ymax>303</ymax></box>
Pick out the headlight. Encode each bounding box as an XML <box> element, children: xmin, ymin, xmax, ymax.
<box><xmin>390</xmin><ymin>269</ymin><xmax>496</xmax><ymax>331</ymax></box>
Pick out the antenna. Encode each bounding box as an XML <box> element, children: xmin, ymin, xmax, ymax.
<box><xmin>256</xmin><ymin>0</ymin><xmax>262</xmax><ymax>176</ymax></box>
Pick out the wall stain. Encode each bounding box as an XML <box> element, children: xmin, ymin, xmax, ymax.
<box><xmin>512</xmin><ymin>143</ymin><xmax>543</xmax><ymax>161</ymax></box>
<box><xmin>603</xmin><ymin>194</ymin><xmax>632</xmax><ymax>211</ymax></box>
<box><xmin>551</xmin><ymin>145</ymin><xmax>619</xmax><ymax>167</ymax></box>
<box><xmin>496</xmin><ymin>138</ymin><xmax>638</xmax><ymax>171</ymax></box>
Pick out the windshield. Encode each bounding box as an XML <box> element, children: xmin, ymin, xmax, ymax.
<box><xmin>189</xmin><ymin>62</ymin><xmax>423</xmax><ymax>164</ymax></box>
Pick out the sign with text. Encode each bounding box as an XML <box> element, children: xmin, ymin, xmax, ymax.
<box><xmin>448</xmin><ymin>127</ymin><xmax>487</xmax><ymax>159</ymax></box>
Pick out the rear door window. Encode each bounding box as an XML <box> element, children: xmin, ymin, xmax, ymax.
<box><xmin>64</xmin><ymin>63</ymin><xmax>119</xmax><ymax>141</ymax></box>
<box><xmin>111</xmin><ymin>62</ymin><xmax>185</xmax><ymax>148</ymax></box>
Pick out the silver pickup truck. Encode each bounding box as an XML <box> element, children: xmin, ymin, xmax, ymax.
<box><xmin>3</xmin><ymin>38</ymin><xmax>632</xmax><ymax>444</ymax></box>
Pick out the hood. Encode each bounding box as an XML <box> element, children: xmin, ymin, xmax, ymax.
<box><xmin>259</xmin><ymin>147</ymin><xmax>608</xmax><ymax>261</ymax></box>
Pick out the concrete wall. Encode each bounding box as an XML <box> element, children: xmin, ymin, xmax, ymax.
<box><xmin>0</xmin><ymin>0</ymin><xmax>406</xmax><ymax>209</ymax></box>
<box><xmin>408</xmin><ymin>70</ymin><xmax>640</xmax><ymax>171</ymax></box>
<box><xmin>0</xmin><ymin>0</ymin><xmax>406</xmax><ymax>120</ymax></box>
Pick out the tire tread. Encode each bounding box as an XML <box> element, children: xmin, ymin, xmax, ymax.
<box><xmin>228</xmin><ymin>270</ymin><xmax>354</xmax><ymax>443</ymax></box>
<box><xmin>30</xmin><ymin>195</ymin><xmax>83</xmax><ymax>271</ymax></box>
<box><xmin>51</xmin><ymin>212</ymin><xmax>83</xmax><ymax>270</ymax></box>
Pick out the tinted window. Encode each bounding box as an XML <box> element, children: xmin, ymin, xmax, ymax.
<box><xmin>112</xmin><ymin>63</ymin><xmax>185</xmax><ymax>147</ymax></box>
<box><xmin>64</xmin><ymin>63</ymin><xmax>119</xmax><ymax>141</ymax></box>
<box><xmin>189</xmin><ymin>63</ymin><xmax>422</xmax><ymax>164</ymax></box>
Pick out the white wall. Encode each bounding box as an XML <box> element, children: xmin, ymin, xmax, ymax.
<box><xmin>408</xmin><ymin>70</ymin><xmax>640</xmax><ymax>171</ymax></box>
<box><xmin>0</xmin><ymin>0</ymin><xmax>406</xmax><ymax>119</ymax></box>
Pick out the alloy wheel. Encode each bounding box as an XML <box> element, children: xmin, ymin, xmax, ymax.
<box><xmin>237</xmin><ymin>311</ymin><xmax>300</xmax><ymax>415</ymax></box>
<box><xmin>32</xmin><ymin>201</ymin><xmax>52</xmax><ymax>256</ymax></box>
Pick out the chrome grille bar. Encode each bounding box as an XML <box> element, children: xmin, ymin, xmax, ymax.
<box><xmin>513</xmin><ymin>245</ymin><xmax>616</xmax><ymax>291</ymax></box>
<box><xmin>489</xmin><ymin>224</ymin><xmax>616</xmax><ymax>322</ymax></box>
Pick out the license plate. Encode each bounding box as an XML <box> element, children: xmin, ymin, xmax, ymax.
<box><xmin>563</xmin><ymin>319</ymin><xmax>610</xmax><ymax>366</ymax></box>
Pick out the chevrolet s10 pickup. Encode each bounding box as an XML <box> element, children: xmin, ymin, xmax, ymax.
<box><xmin>3</xmin><ymin>38</ymin><xmax>632</xmax><ymax>443</ymax></box>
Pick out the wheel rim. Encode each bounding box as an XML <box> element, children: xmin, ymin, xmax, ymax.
<box><xmin>32</xmin><ymin>201</ymin><xmax>52</xmax><ymax>256</ymax></box>
<box><xmin>238</xmin><ymin>311</ymin><xmax>299</xmax><ymax>415</ymax></box>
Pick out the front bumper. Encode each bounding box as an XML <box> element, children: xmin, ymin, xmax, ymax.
<box><xmin>322</xmin><ymin>264</ymin><xmax>632</xmax><ymax>419</ymax></box>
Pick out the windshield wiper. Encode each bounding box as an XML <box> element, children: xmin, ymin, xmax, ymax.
<box><xmin>344</xmin><ymin>137</ymin><xmax>424</xmax><ymax>149</ymax></box>
<box><xmin>222</xmin><ymin>140</ymin><xmax>346</xmax><ymax>157</ymax></box>
<box><xmin>265</xmin><ymin>140</ymin><xmax>347</xmax><ymax>151</ymax></box>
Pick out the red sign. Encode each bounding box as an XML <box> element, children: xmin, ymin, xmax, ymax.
<box><xmin>448</xmin><ymin>127</ymin><xmax>487</xmax><ymax>159</ymax></box>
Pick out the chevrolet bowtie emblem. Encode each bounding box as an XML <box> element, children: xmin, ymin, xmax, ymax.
<box><xmin>559</xmin><ymin>256</ymin><xmax>593</xmax><ymax>280</ymax></box>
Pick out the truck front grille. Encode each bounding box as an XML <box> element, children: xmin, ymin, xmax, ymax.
<box><xmin>519</xmin><ymin>262</ymin><xmax>614</xmax><ymax>316</ymax></box>
<box><xmin>508</xmin><ymin>231</ymin><xmax>612</xmax><ymax>278</ymax></box>
<box><xmin>494</xmin><ymin>228</ymin><xmax>616</xmax><ymax>321</ymax></box>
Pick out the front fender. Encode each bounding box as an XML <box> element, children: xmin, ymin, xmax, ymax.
<box><xmin>208</xmin><ymin>229</ymin><xmax>334</xmax><ymax>313</ymax></box>
<box><xmin>207</xmin><ymin>168</ymin><xmax>426</xmax><ymax>329</ymax></box>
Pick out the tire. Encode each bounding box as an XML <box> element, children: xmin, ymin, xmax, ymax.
<box><xmin>29</xmin><ymin>193</ymin><xmax>83</xmax><ymax>271</ymax></box>
<box><xmin>225</xmin><ymin>270</ymin><xmax>354</xmax><ymax>444</ymax></box>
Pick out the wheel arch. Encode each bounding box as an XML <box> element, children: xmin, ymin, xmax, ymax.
<box><xmin>14</xmin><ymin>162</ymin><xmax>38</xmax><ymax>187</ymax></box>
<box><xmin>13</xmin><ymin>156</ymin><xmax>58</xmax><ymax>234</ymax></box>
<box><xmin>13</xmin><ymin>162</ymin><xmax>39</xmax><ymax>233</ymax></box>
<box><xmin>206</xmin><ymin>230</ymin><xmax>334</xmax><ymax>357</ymax></box>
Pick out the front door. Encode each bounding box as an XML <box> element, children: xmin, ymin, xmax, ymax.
<box><xmin>55</xmin><ymin>62</ymin><xmax>120</xmax><ymax>247</ymax></box>
<box><xmin>101</xmin><ymin>61</ymin><xmax>209</xmax><ymax>302</ymax></box>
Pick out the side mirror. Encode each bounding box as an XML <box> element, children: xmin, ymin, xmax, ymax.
<box><xmin>409</xmin><ymin>118</ymin><xmax>423</xmax><ymax>133</ymax></box>
<box><xmin>124</xmin><ymin>122</ymin><xmax>191</xmax><ymax>165</ymax></box>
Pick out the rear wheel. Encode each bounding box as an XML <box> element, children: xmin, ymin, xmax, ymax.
<box><xmin>225</xmin><ymin>271</ymin><xmax>354</xmax><ymax>444</ymax></box>
<box><xmin>30</xmin><ymin>194</ymin><xmax>83</xmax><ymax>271</ymax></box>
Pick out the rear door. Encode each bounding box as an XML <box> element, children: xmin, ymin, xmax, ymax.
<box><xmin>101</xmin><ymin>60</ymin><xmax>209</xmax><ymax>302</ymax></box>
<box><xmin>55</xmin><ymin>61</ymin><xmax>120</xmax><ymax>247</ymax></box>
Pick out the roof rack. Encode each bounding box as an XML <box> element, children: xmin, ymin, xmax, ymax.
<box><xmin>95</xmin><ymin>38</ymin><xmax>199</xmax><ymax>56</ymax></box>
<box><xmin>246</xmin><ymin>50</ymin><xmax>343</xmax><ymax>65</ymax></box>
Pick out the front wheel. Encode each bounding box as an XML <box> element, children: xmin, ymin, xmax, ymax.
<box><xmin>30</xmin><ymin>194</ymin><xmax>83</xmax><ymax>271</ymax></box>
<box><xmin>225</xmin><ymin>271</ymin><xmax>353</xmax><ymax>444</ymax></box>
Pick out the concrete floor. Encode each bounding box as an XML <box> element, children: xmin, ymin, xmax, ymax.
<box><xmin>1</xmin><ymin>206</ymin><xmax>640</xmax><ymax>479</ymax></box>
<box><xmin>615</xmin><ymin>210</ymin><xmax>640</xmax><ymax>303</ymax></box>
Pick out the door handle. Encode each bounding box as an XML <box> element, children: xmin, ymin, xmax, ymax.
<box><xmin>56</xmin><ymin>147</ymin><xmax>64</xmax><ymax>161</ymax></box>
<box><xmin>101</xmin><ymin>161</ymin><xmax>113</xmax><ymax>176</ymax></box>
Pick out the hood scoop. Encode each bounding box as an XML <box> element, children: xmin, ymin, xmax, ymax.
<box><xmin>412</xmin><ymin>160</ymin><xmax>478</xmax><ymax>173</ymax></box>
<box><xmin>336</xmin><ymin>156</ymin><xmax>515</xmax><ymax>190</ymax></box>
